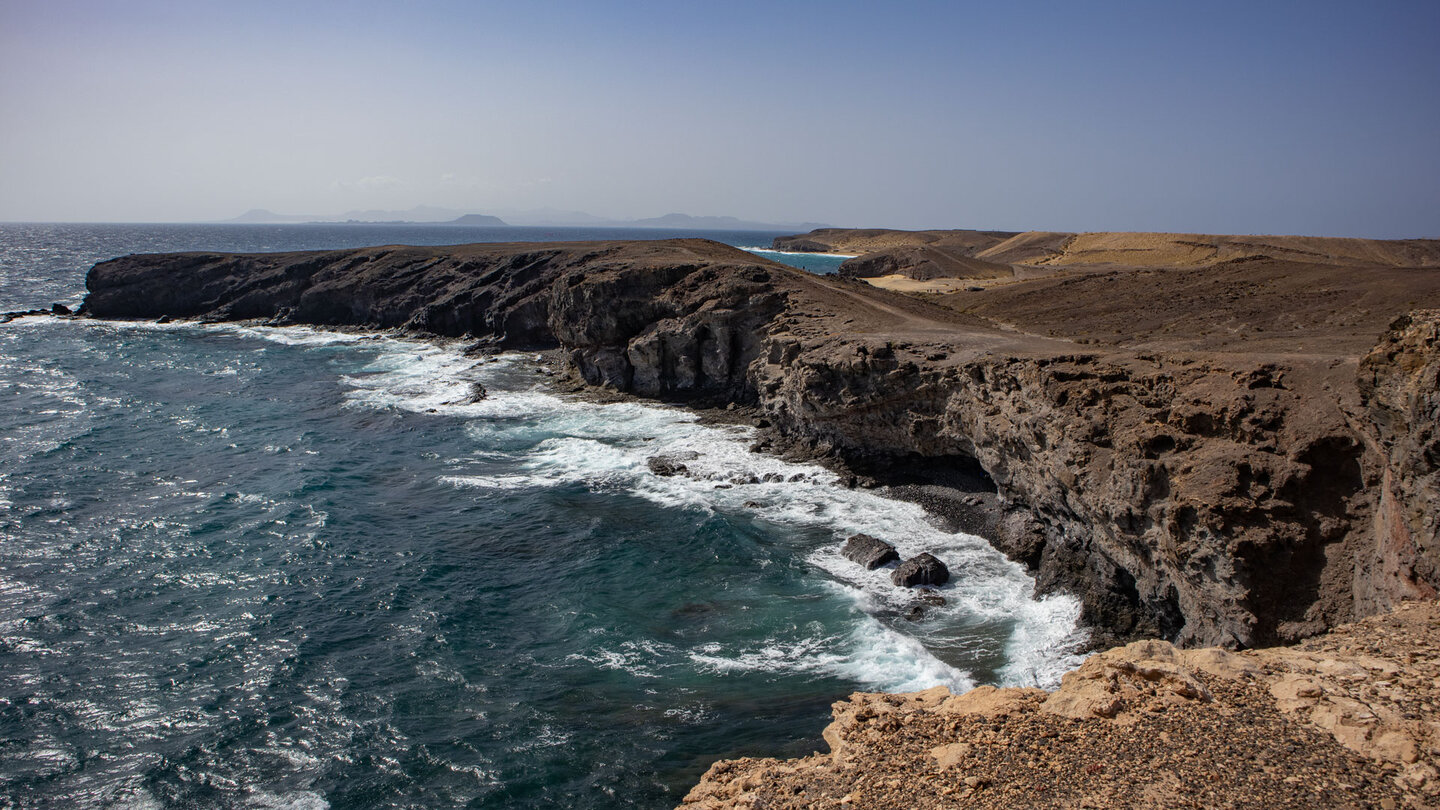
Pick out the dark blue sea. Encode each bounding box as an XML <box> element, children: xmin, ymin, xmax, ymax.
<box><xmin>0</xmin><ymin>224</ymin><xmax>1083</xmax><ymax>808</ymax></box>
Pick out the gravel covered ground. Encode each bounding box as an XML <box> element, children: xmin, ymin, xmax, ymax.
<box><xmin>681</xmin><ymin>602</ymin><xmax>1440</xmax><ymax>809</ymax></box>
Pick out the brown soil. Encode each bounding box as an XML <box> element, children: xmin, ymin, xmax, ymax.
<box><xmin>944</xmin><ymin>257</ymin><xmax>1440</xmax><ymax>356</ymax></box>
<box><xmin>1023</xmin><ymin>232</ymin><xmax>1440</xmax><ymax>270</ymax></box>
<box><xmin>785</xmin><ymin>228</ymin><xmax>1440</xmax><ymax>271</ymax></box>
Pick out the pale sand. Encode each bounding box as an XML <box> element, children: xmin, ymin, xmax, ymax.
<box><xmin>862</xmin><ymin>274</ymin><xmax>999</xmax><ymax>294</ymax></box>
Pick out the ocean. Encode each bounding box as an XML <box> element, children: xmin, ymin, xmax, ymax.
<box><xmin>0</xmin><ymin>224</ymin><xmax>1084</xmax><ymax>808</ymax></box>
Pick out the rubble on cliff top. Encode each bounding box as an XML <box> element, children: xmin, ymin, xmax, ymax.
<box><xmin>681</xmin><ymin>600</ymin><xmax>1440</xmax><ymax>809</ymax></box>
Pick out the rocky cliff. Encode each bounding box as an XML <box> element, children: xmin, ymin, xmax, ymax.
<box><xmin>1357</xmin><ymin>312</ymin><xmax>1440</xmax><ymax>610</ymax></box>
<box><xmin>82</xmin><ymin>238</ymin><xmax>1440</xmax><ymax>651</ymax></box>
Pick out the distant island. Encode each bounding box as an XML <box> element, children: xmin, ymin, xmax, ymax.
<box><xmin>623</xmin><ymin>212</ymin><xmax>831</xmax><ymax>231</ymax></box>
<box><xmin>223</xmin><ymin>208</ymin><xmax>507</xmax><ymax>227</ymax></box>
<box><xmin>221</xmin><ymin>206</ymin><xmax>827</xmax><ymax>231</ymax></box>
<box><xmin>448</xmin><ymin>214</ymin><xmax>507</xmax><ymax>226</ymax></box>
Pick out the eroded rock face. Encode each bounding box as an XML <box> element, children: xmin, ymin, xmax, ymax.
<box><xmin>1357</xmin><ymin>310</ymin><xmax>1440</xmax><ymax>614</ymax></box>
<box><xmin>751</xmin><ymin>341</ymin><xmax>1376</xmax><ymax>647</ymax></box>
<box><xmin>548</xmin><ymin>260</ymin><xmax>786</xmax><ymax>401</ymax></box>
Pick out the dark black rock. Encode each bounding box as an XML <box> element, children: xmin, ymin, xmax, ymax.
<box><xmin>842</xmin><ymin>534</ymin><xmax>899</xmax><ymax>570</ymax></box>
<box><xmin>891</xmin><ymin>553</ymin><xmax>950</xmax><ymax>587</ymax></box>
<box><xmin>647</xmin><ymin>457</ymin><xmax>689</xmax><ymax>477</ymax></box>
<box><xmin>905</xmin><ymin>606</ymin><xmax>926</xmax><ymax>622</ymax></box>
<box><xmin>1</xmin><ymin>309</ymin><xmax>53</xmax><ymax>323</ymax></box>
<box><xmin>51</xmin><ymin>303</ymin><xmax>71</xmax><ymax>315</ymax></box>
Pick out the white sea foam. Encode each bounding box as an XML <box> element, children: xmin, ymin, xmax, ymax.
<box><xmin>230</xmin><ymin>325</ymin><xmax>376</xmax><ymax>347</ymax></box>
<box><xmin>739</xmin><ymin>247</ymin><xmax>859</xmax><ymax>259</ymax></box>
<box><xmin>238</xmin><ymin>327</ymin><xmax>1086</xmax><ymax>690</ymax></box>
<box><xmin>834</xmin><ymin>618</ymin><xmax>976</xmax><ymax>693</ymax></box>
<box><xmin>439</xmin><ymin>474</ymin><xmax>549</xmax><ymax>491</ymax></box>
<box><xmin>242</xmin><ymin>790</ymin><xmax>331</xmax><ymax>810</ymax></box>
<box><xmin>688</xmin><ymin>617</ymin><xmax>973</xmax><ymax>693</ymax></box>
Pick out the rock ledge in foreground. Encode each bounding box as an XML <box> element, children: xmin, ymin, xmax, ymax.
<box><xmin>681</xmin><ymin>601</ymin><xmax>1440</xmax><ymax>810</ymax></box>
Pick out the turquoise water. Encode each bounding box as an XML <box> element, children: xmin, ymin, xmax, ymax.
<box><xmin>0</xmin><ymin>225</ymin><xmax>1082</xmax><ymax>808</ymax></box>
<box><xmin>731</xmin><ymin>248</ymin><xmax>851</xmax><ymax>275</ymax></box>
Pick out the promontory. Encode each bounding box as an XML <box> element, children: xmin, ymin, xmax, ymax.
<box><xmin>78</xmin><ymin>228</ymin><xmax>1440</xmax><ymax>806</ymax></box>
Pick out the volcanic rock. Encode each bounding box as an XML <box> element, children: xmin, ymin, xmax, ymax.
<box><xmin>647</xmin><ymin>457</ymin><xmax>690</xmax><ymax>477</ymax></box>
<box><xmin>891</xmin><ymin>553</ymin><xmax>950</xmax><ymax>587</ymax></box>
<box><xmin>841</xmin><ymin>534</ymin><xmax>899</xmax><ymax>570</ymax></box>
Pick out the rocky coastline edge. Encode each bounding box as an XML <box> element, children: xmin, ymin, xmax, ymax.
<box><xmin>73</xmin><ymin>235</ymin><xmax>1440</xmax><ymax>805</ymax></box>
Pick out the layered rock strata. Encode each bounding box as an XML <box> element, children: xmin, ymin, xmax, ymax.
<box><xmin>82</xmin><ymin>239</ymin><xmax>1440</xmax><ymax>650</ymax></box>
<box><xmin>680</xmin><ymin>600</ymin><xmax>1440</xmax><ymax>809</ymax></box>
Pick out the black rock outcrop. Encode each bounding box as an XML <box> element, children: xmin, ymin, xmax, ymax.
<box><xmin>891</xmin><ymin>553</ymin><xmax>951</xmax><ymax>588</ymax></box>
<box><xmin>841</xmin><ymin>534</ymin><xmax>900</xmax><ymax>570</ymax></box>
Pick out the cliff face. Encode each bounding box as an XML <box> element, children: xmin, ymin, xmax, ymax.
<box><xmin>1356</xmin><ymin>311</ymin><xmax>1440</xmax><ymax>611</ymax></box>
<box><xmin>82</xmin><ymin>239</ymin><xmax>1440</xmax><ymax>650</ymax></box>
<box><xmin>749</xmin><ymin>342</ymin><xmax>1373</xmax><ymax>647</ymax></box>
<box><xmin>82</xmin><ymin>239</ymin><xmax>780</xmax><ymax>352</ymax></box>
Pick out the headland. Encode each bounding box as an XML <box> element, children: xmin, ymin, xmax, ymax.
<box><xmin>77</xmin><ymin>227</ymin><xmax>1440</xmax><ymax>805</ymax></box>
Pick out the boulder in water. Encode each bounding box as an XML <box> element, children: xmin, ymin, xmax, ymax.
<box><xmin>842</xmin><ymin>534</ymin><xmax>899</xmax><ymax>570</ymax></box>
<box><xmin>891</xmin><ymin>553</ymin><xmax>950</xmax><ymax>587</ymax></box>
<box><xmin>647</xmin><ymin>456</ymin><xmax>689</xmax><ymax>477</ymax></box>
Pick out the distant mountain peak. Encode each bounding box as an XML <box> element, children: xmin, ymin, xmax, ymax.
<box><xmin>221</xmin><ymin>207</ymin><xmax>825</xmax><ymax>231</ymax></box>
<box><xmin>448</xmin><ymin>214</ymin><xmax>508</xmax><ymax>226</ymax></box>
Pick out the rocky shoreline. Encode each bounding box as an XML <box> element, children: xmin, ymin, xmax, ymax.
<box><xmin>78</xmin><ymin>235</ymin><xmax>1440</xmax><ymax>650</ymax></box>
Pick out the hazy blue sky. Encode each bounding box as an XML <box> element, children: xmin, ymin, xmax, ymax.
<box><xmin>2</xmin><ymin>0</ymin><xmax>1437</xmax><ymax>236</ymax></box>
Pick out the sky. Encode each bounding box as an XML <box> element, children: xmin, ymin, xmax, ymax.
<box><xmin>1</xmin><ymin>0</ymin><xmax>1437</xmax><ymax>237</ymax></box>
